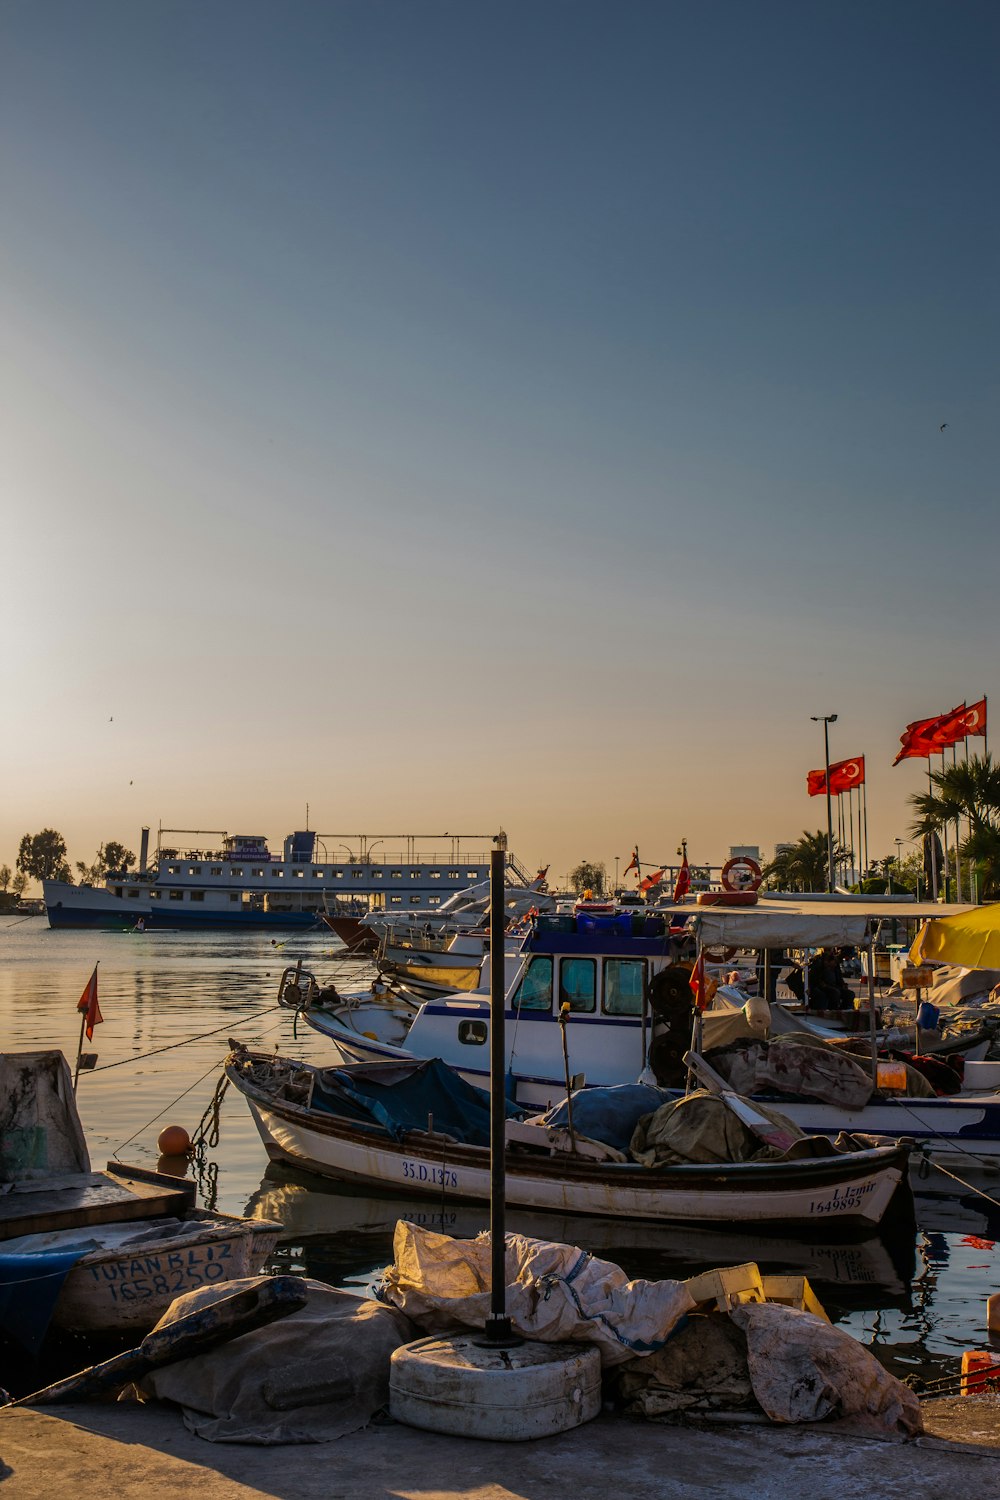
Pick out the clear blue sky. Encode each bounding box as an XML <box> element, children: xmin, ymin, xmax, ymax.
<box><xmin>1</xmin><ymin>0</ymin><xmax>996</xmax><ymax>882</ymax></box>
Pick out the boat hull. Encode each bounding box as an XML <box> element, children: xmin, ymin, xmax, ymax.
<box><xmin>234</xmin><ymin>1076</ymin><xmax>906</xmax><ymax>1229</ymax></box>
<box><xmin>14</xmin><ymin>1213</ymin><xmax>283</xmax><ymax>1335</ymax></box>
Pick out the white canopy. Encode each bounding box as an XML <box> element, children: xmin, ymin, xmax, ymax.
<box><xmin>661</xmin><ymin>897</ymin><xmax>976</xmax><ymax>950</ymax></box>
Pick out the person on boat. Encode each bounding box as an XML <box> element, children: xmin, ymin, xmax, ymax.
<box><xmin>806</xmin><ymin>948</ymin><xmax>854</xmax><ymax>1010</ymax></box>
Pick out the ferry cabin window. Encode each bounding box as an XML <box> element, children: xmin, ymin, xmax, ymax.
<box><xmin>169</xmin><ymin>890</ymin><xmax>184</xmax><ymax>901</ymax></box>
<box><xmin>372</xmin><ymin>870</ymin><xmax>383</xmax><ymax>879</ymax></box>
<box><xmin>189</xmin><ymin>866</ymin><xmax>201</xmax><ymax>875</ymax></box>
<box><xmin>466</xmin><ymin>871</ymin><xmax>479</xmax><ymax>880</ymax></box>
<box><xmin>293</xmin><ymin>869</ymin><xmax>304</xmax><ymax>878</ymax></box>
<box><xmin>190</xmin><ymin>891</ymin><xmax>205</xmax><ymax>902</ymax></box>
<box><xmin>410</xmin><ymin>871</ymin><xmax>422</xmax><ymax>879</ymax></box>
<box><xmin>430</xmin><ymin>871</ymin><xmax>441</xmax><ymax>879</ymax></box>
<box><xmin>560</xmin><ymin>957</ymin><xmax>596</xmax><ymax>1013</ymax></box>
<box><xmin>272</xmin><ymin>869</ymin><xmax>283</xmax><ymax>878</ymax></box>
<box><xmin>231</xmin><ymin>867</ymin><xmax>243</xmax><ymax>877</ymax></box>
<box><xmin>353</xmin><ymin>870</ymin><xmax>364</xmax><ymax>879</ymax></box>
<box><xmin>150</xmin><ymin>890</ymin><xmax>161</xmax><ymax>899</ymax></box>
<box><xmin>312</xmin><ymin>870</ymin><xmax>324</xmax><ymax>877</ymax></box>
<box><xmin>391</xmin><ymin>870</ymin><xmax>403</xmax><ymax>879</ymax></box>
<box><xmin>168</xmin><ymin>865</ymin><xmax>180</xmax><ymax>875</ymax></box>
<box><xmin>252</xmin><ymin>868</ymin><xmax>264</xmax><ymax>877</ymax></box>
<box><xmin>114</xmin><ymin>887</ymin><xmax>123</xmax><ymax>897</ymax></box>
<box><xmin>428</xmin><ymin>896</ymin><xmax>441</xmax><ymax>905</ymax></box>
<box><xmin>390</xmin><ymin>895</ymin><xmax>402</xmax><ymax>904</ymax></box>
<box><xmin>511</xmin><ymin>956</ymin><xmax>553</xmax><ymax>1012</ymax></box>
<box><xmin>448</xmin><ymin>870</ymin><xmax>460</xmax><ymax>879</ymax></box>
<box><xmin>211</xmin><ymin>866</ymin><xmax>222</xmax><ymax>876</ymax></box>
<box><xmin>127</xmin><ymin>889</ymin><xmax>139</xmax><ymax>898</ymax></box>
<box><xmin>410</xmin><ymin>895</ymin><xmax>422</xmax><ymax>904</ymax></box>
<box><xmin>603</xmin><ymin>959</ymin><xmax>644</xmax><ymax>1016</ymax></box>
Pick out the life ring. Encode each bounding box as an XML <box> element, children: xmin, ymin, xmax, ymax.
<box><xmin>703</xmin><ymin>945</ymin><xmax>738</xmax><ymax>963</ymax></box>
<box><xmin>696</xmin><ymin>890</ymin><xmax>759</xmax><ymax>907</ymax></box>
<box><xmin>720</xmin><ymin>856</ymin><xmax>763</xmax><ymax>893</ymax></box>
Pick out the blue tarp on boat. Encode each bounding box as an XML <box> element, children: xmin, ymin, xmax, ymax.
<box><xmin>539</xmin><ymin>1083</ymin><xmax>671</xmax><ymax>1154</ymax></box>
<box><xmin>311</xmin><ymin>1058</ymin><xmax>523</xmax><ymax>1146</ymax></box>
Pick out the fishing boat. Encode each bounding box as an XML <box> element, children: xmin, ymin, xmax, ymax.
<box><xmin>226</xmin><ymin>1047</ymin><xmax>910</xmax><ymax>1228</ymax></box>
<box><xmin>2</xmin><ymin>1208</ymin><xmax>283</xmax><ymax>1336</ymax></box>
<box><xmin>43</xmin><ymin>826</ymin><xmax>537</xmax><ymax>932</ymax></box>
<box><xmin>297</xmin><ymin>898</ymin><xmax>1000</xmax><ymax>1166</ymax></box>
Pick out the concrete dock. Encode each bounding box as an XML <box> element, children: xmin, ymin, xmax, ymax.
<box><xmin>1</xmin><ymin>1397</ymin><xmax>997</xmax><ymax>1500</ymax></box>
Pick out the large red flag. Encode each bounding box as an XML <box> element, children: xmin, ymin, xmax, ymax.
<box><xmin>893</xmin><ymin>714</ymin><xmax>948</xmax><ymax>766</ymax></box>
<box><xmin>76</xmin><ymin>966</ymin><xmax>103</xmax><ymax>1041</ymax></box>
<box><xmin>639</xmin><ymin>867</ymin><xmax>665</xmax><ymax>893</ymax></box>
<box><xmin>929</xmin><ymin>699</ymin><xmax>987</xmax><ymax>749</ymax></box>
<box><xmin>623</xmin><ymin>847</ymin><xmax>639</xmax><ymax>877</ymax></box>
<box><xmin>828</xmin><ymin>756</ymin><xmax>865</xmax><ymax>794</ymax></box>
<box><xmin>672</xmin><ymin>852</ymin><xmax>691</xmax><ymax>903</ymax></box>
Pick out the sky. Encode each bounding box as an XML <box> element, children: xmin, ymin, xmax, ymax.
<box><xmin>1</xmin><ymin>0</ymin><xmax>997</xmax><ymax>888</ymax></box>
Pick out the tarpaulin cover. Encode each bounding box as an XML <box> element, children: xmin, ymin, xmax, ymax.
<box><xmin>0</xmin><ymin>1051</ymin><xmax>90</xmax><ymax>1181</ymax></box>
<box><xmin>311</xmin><ymin>1057</ymin><xmax>522</xmax><ymax>1145</ymax></box>
<box><xmin>141</xmin><ymin>1278</ymin><xmax>417</xmax><ymax>1443</ymax></box>
<box><xmin>0</xmin><ymin>1242</ymin><xmax>97</xmax><ymax>1354</ymax></box>
<box><xmin>658</xmin><ymin>897</ymin><xmax>974</xmax><ymax>951</ymax></box>
<box><xmin>376</xmin><ymin>1221</ymin><xmax>694</xmax><ymax>1367</ymax></box>
<box><xmin>730</xmin><ymin>1300</ymin><xmax>922</xmax><ymax>1437</ymax></box>
<box><xmin>575</xmin><ymin>912</ymin><xmax>634</xmax><ymax>936</ymax></box>
<box><xmin>911</xmin><ymin>905</ymin><xmax>1000</xmax><ymax>971</ymax></box>
<box><xmin>537</xmin><ymin>1084</ymin><xmax>671</xmax><ymax>1154</ymax></box>
<box><xmin>629</xmin><ymin>1090</ymin><xmax>804</xmax><ymax>1167</ymax></box>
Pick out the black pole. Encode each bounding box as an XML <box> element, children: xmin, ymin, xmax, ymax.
<box><xmin>478</xmin><ymin>833</ymin><xmax>519</xmax><ymax>1347</ymax></box>
<box><xmin>824</xmin><ymin>719</ymin><xmax>834</xmax><ymax>892</ymax></box>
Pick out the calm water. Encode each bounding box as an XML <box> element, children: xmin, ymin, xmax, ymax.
<box><xmin>3</xmin><ymin>915</ymin><xmax>999</xmax><ymax>1386</ymax></box>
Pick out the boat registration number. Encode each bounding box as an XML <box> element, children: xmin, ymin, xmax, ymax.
<box><xmin>401</xmin><ymin>1159</ymin><xmax>457</xmax><ymax>1188</ymax></box>
<box><xmin>809</xmin><ymin>1180</ymin><xmax>876</xmax><ymax>1215</ymax></box>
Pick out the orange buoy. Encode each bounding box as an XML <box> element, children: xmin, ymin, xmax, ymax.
<box><xmin>157</xmin><ymin>1124</ymin><xmax>192</xmax><ymax>1156</ymax></box>
<box><xmin>961</xmin><ymin>1350</ymin><xmax>1000</xmax><ymax>1394</ymax></box>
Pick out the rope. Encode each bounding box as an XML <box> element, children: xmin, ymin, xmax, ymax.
<box><xmin>91</xmin><ymin>1005</ymin><xmax>282</xmax><ymax>1071</ymax></box>
<box><xmin>916</xmin><ymin>1154</ymin><xmax>1000</xmax><ymax>1210</ymax></box>
<box><xmin>193</xmin><ymin>1073</ymin><xmax>230</xmax><ymax>1150</ymax></box>
<box><xmin>111</xmin><ymin>1053</ymin><xmax>229</xmax><ymax>1156</ymax></box>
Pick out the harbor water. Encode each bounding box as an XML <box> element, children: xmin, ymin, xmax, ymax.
<box><xmin>2</xmin><ymin>915</ymin><xmax>998</xmax><ymax>1389</ymax></box>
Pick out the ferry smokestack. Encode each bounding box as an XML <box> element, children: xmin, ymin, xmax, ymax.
<box><xmin>139</xmin><ymin>826</ymin><xmax>150</xmax><ymax>875</ymax></box>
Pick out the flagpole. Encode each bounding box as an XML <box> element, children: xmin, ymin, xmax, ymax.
<box><xmin>862</xmin><ymin>779</ymin><xmax>869</xmax><ymax>888</ymax></box>
<box><xmin>72</xmin><ymin>1008</ymin><xmax>87</xmax><ymax>1092</ymax></box>
<box><xmin>952</xmin><ymin>741</ymin><xmax>962</xmax><ymax>903</ymax></box>
<box><xmin>940</xmin><ymin>749</ymin><xmax>950</xmax><ymax>900</ymax></box>
<box><xmin>927</xmin><ymin>759</ymin><xmax>939</xmax><ymax>900</ymax></box>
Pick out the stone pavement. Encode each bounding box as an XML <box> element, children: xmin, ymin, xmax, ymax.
<box><xmin>1</xmin><ymin>1397</ymin><xmax>998</xmax><ymax>1500</ymax></box>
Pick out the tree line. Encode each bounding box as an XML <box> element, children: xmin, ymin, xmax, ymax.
<box><xmin>1</xmin><ymin>830</ymin><xmax>136</xmax><ymax>905</ymax></box>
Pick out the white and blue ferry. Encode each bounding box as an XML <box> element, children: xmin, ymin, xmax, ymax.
<box><xmin>43</xmin><ymin>826</ymin><xmax>521</xmax><ymax>932</ymax></box>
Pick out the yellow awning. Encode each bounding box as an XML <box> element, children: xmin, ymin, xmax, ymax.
<box><xmin>909</xmin><ymin>904</ymin><xmax>1000</xmax><ymax>968</ymax></box>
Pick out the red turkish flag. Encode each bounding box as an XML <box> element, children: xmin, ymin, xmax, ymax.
<box><xmin>76</xmin><ymin>966</ymin><xmax>103</xmax><ymax>1041</ymax></box>
<box><xmin>893</xmin><ymin>714</ymin><xmax>947</xmax><ymax>766</ymax></box>
<box><xmin>689</xmin><ymin>951</ymin><xmax>709</xmax><ymax>1011</ymax></box>
<box><xmin>672</xmin><ymin>854</ymin><xmax>691</xmax><ymax>903</ymax></box>
<box><xmin>827</xmin><ymin>756</ymin><xmax>865</xmax><ymax>794</ymax></box>
<box><xmin>807</xmin><ymin>768</ymin><xmax>828</xmax><ymax>796</ymax></box>
<box><xmin>623</xmin><ymin>848</ymin><xmax>639</xmax><ymax>877</ymax></box>
<box><xmin>930</xmin><ymin>699</ymin><xmax>987</xmax><ymax>748</ymax></box>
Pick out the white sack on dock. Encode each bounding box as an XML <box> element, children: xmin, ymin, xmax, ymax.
<box><xmin>730</xmin><ymin>1301</ymin><xmax>922</xmax><ymax>1439</ymax></box>
<box><xmin>140</xmin><ymin>1278</ymin><xmax>417</xmax><ymax>1443</ymax></box>
<box><xmin>377</xmin><ymin>1222</ymin><xmax>694</xmax><ymax>1366</ymax></box>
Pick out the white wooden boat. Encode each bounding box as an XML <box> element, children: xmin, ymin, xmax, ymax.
<box><xmin>3</xmin><ymin>1208</ymin><xmax>283</xmax><ymax>1335</ymax></box>
<box><xmin>227</xmin><ymin>1048</ymin><xmax>909</xmax><ymax>1229</ymax></box>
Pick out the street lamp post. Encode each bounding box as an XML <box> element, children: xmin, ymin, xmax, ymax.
<box><xmin>811</xmin><ymin>714</ymin><xmax>838</xmax><ymax>893</ymax></box>
<box><xmin>614</xmin><ymin>855</ymin><xmax>620</xmax><ymax>891</ymax></box>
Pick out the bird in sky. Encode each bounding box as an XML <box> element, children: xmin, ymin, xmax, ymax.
<box><xmin>940</xmin><ymin>423</ymin><xmax>948</xmax><ymax>430</ymax></box>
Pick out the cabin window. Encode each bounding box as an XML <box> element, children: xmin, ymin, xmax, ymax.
<box><xmin>410</xmin><ymin>871</ymin><xmax>422</xmax><ymax>879</ymax></box>
<box><xmin>114</xmin><ymin>886</ymin><xmax>123</xmax><ymax>898</ymax></box>
<box><xmin>466</xmin><ymin>871</ymin><xmax>479</xmax><ymax>880</ymax></box>
<box><xmin>372</xmin><ymin>870</ymin><xmax>383</xmax><ymax>879</ymax></box>
<box><xmin>428</xmin><ymin>896</ymin><xmax>441</xmax><ymax>905</ymax></box>
<box><xmin>150</xmin><ymin>890</ymin><xmax>161</xmax><ymax>899</ymax></box>
<box><xmin>272</xmin><ymin>869</ymin><xmax>283</xmax><ymax>878</ymax></box>
<box><xmin>293</xmin><ymin>869</ymin><xmax>304</xmax><ymax>878</ymax></box>
<box><xmin>229</xmin><ymin>894</ymin><xmax>238</xmax><ymax>902</ymax></box>
<box><xmin>560</xmin><ymin>957</ymin><xmax>596</xmax><ymax>1014</ymax></box>
<box><xmin>313</xmin><ymin>870</ymin><xmax>324</xmax><ymax>877</ymax></box>
<box><xmin>189</xmin><ymin>865</ymin><xmax>201</xmax><ymax>875</ymax></box>
<box><xmin>252</xmin><ymin>868</ymin><xmax>264</xmax><ymax>877</ymax></box>
<box><xmin>353</xmin><ymin>870</ymin><xmax>364</xmax><ymax>879</ymax></box>
<box><xmin>511</xmin><ymin>956</ymin><xmax>553</xmax><ymax>1012</ymax></box>
<box><xmin>333</xmin><ymin>870</ymin><xmax>343</xmax><ymax>879</ymax></box>
<box><xmin>167</xmin><ymin>865</ymin><xmax>180</xmax><ymax>875</ymax></box>
<box><xmin>429</xmin><ymin>871</ymin><xmax>441</xmax><ymax>879</ymax></box>
<box><xmin>169</xmin><ymin>890</ymin><xmax>184</xmax><ymax>901</ymax></box>
<box><xmin>190</xmin><ymin>891</ymin><xmax>205</xmax><ymax>902</ymax></box>
<box><xmin>447</xmin><ymin>870</ymin><xmax>460</xmax><ymax>879</ymax></box>
<box><xmin>458</xmin><ymin>1020</ymin><xmax>488</xmax><ymax>1046</ymax></box>
<box><xmin>603</xmin><ymin>959</ymin><xmax>645</xmax><ymax>1016</ymax></box>
<box><xmin>391</xmin><ymin>870</ymin><xmax>403</xmax><ymax>879</ymax></box>
<box><xmin>231</xmin><ymin>867</ymin><xmax>243</xmax><ymax>877</ymax></box>
<box><xmin>410</xmin><ymin>895</ymin><xmax>422</xmax><ymax>904</ymax></box>
<box><xmin>390</xmin><ymin>895</ymin><xmax>403</xmax><ymax>904</ymax></box>
<box><xmin>210</xmin><ymin>866</ymin><xmax>222</xmax><ymax>876</ymax></box>
<box><xmin>127</xmin><ymin>889</ymin><xmax>139</xmax><ymax>898</ymax></box>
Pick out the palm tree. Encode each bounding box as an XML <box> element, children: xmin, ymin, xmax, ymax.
<box><xmin>763</xmin><ymin>830</ymin><xmax>846</xmax><ymax>893</ymax></box>
<box><xmin>909</xmin><ymin>753</ymin><xmax>1000</xmax><ymax>898</ymax></box>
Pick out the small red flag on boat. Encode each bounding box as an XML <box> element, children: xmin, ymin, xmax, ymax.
<box><xmin>76</xmin><ymin>966</ymin><xmax>103</xmax><ymax>1041</ymax></box>
<box><xmin>623</xmin><ymin>847</ymin><xmax>639</xmax><ymax>877</ymax></box>
<box><xmin>689</xmin><ymin>951</ymin><xmax>709</xmax><ymax>1011</ymax></box>
<box><xmin>639</xmin><ymin>867</ymin><xmax>665</xmax><ymax>893</ymax></box>
<box><xmin>672</xmin><ymin>853</ymin><xmax>691</xmax><ymax>903</ymax></box>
